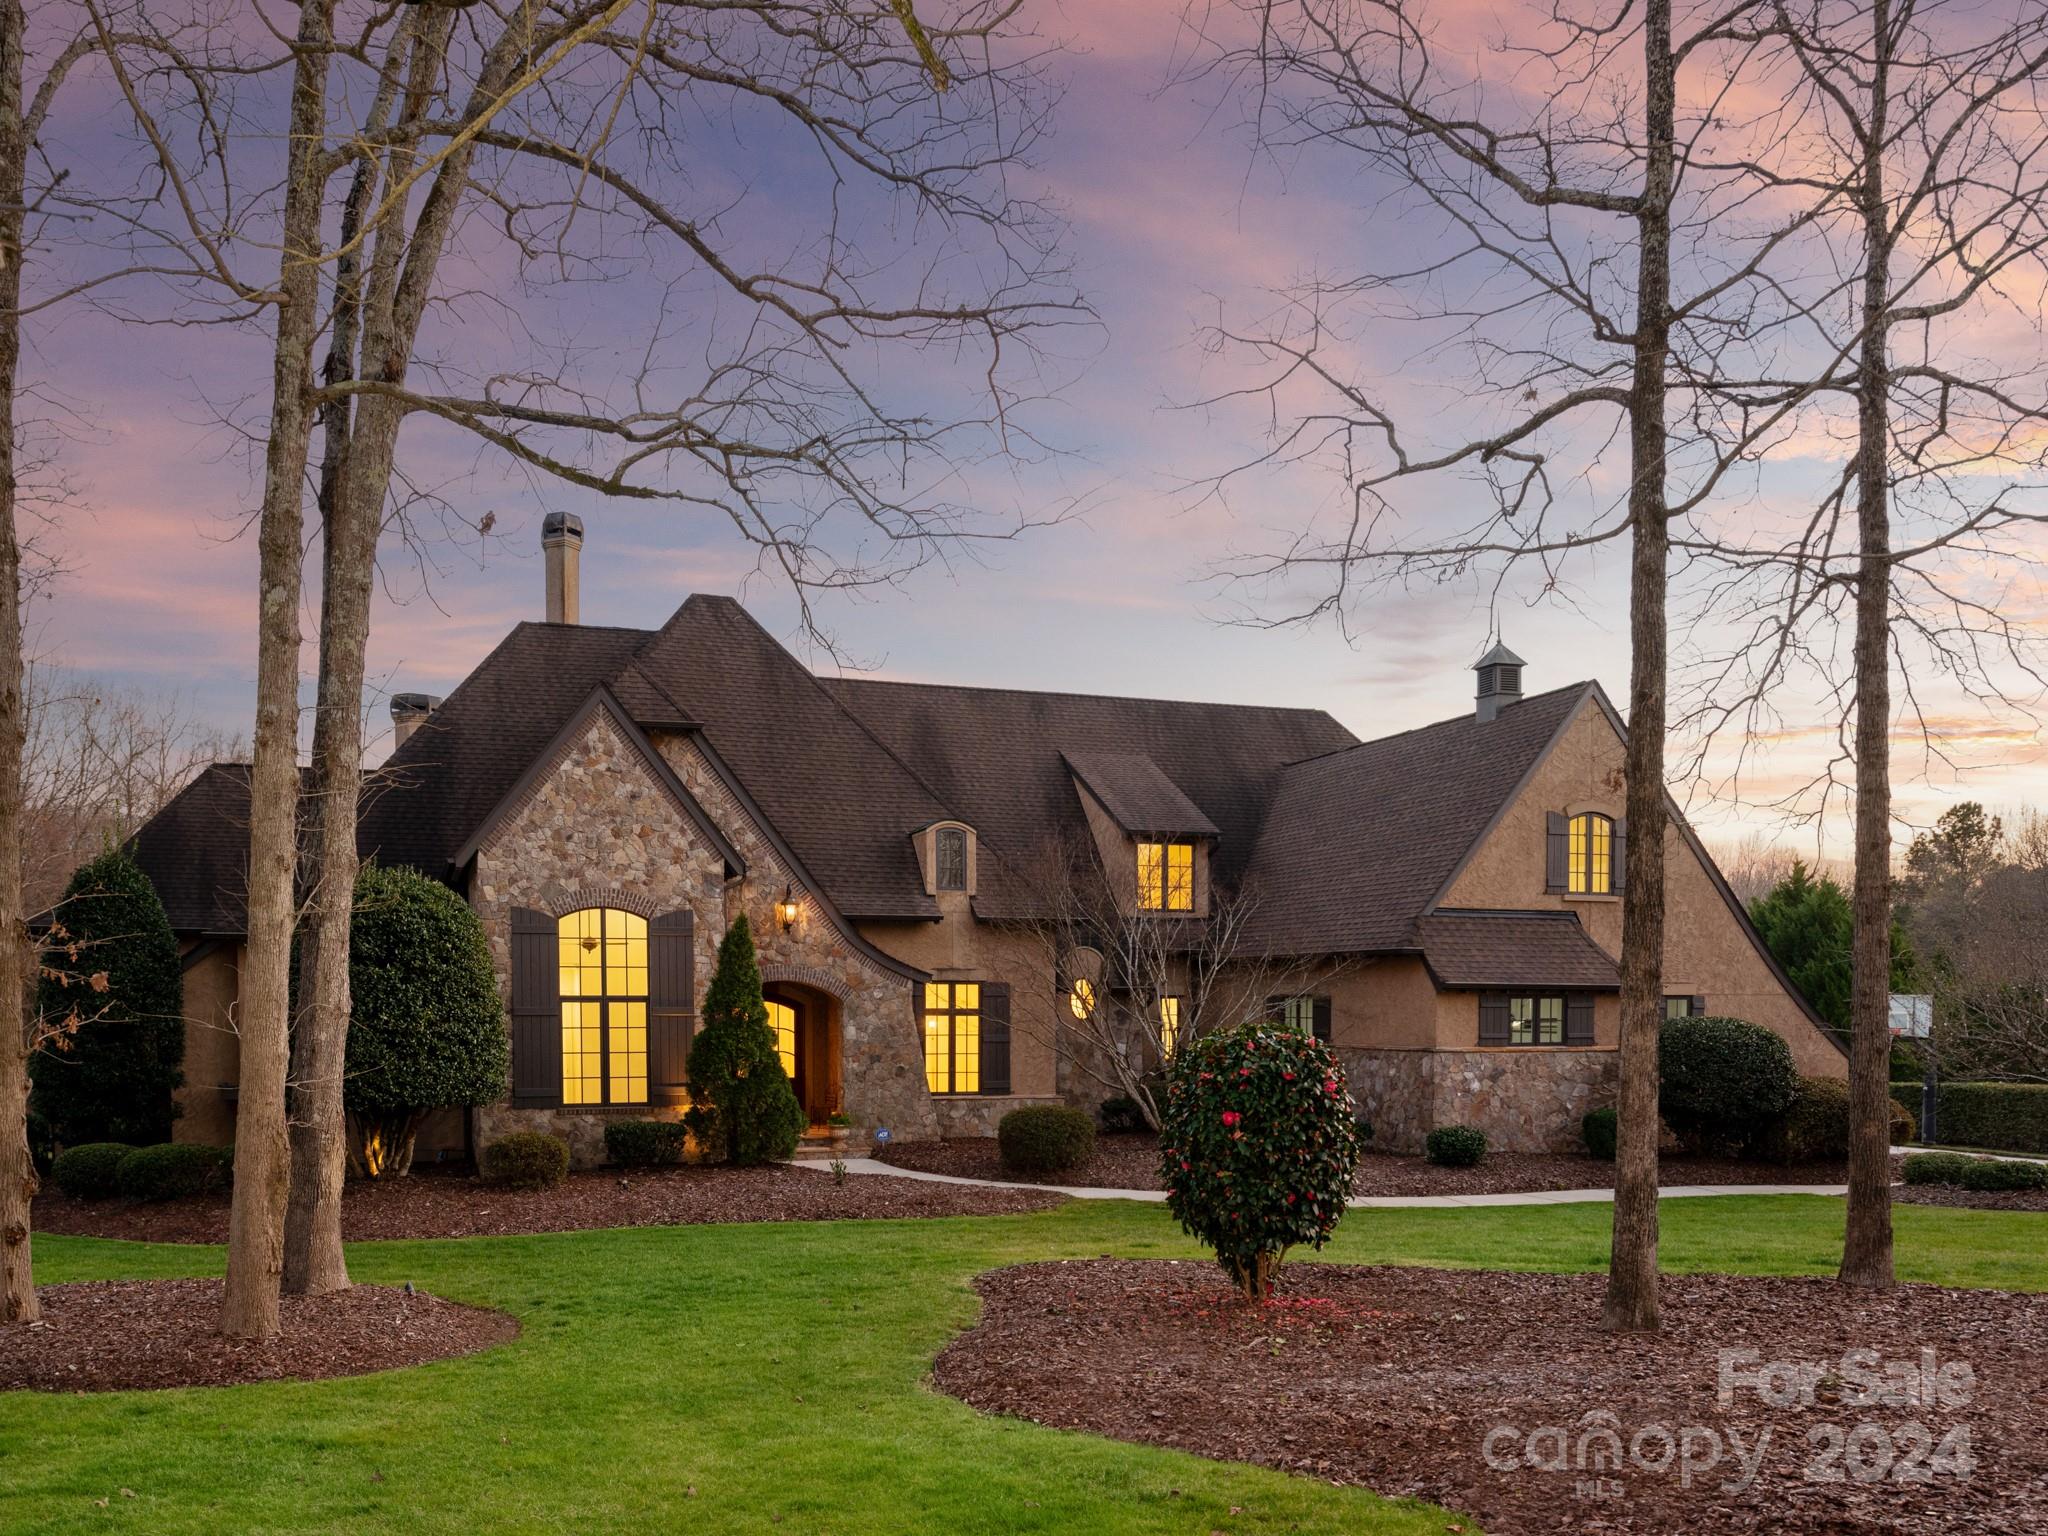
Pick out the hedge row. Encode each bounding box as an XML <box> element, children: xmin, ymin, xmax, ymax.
<box><xmin>50</xmin><ymin>1141</ymin><xmax>231</xmax><ymax>1202</ymax></box>
<box><xmin>1889</xmin><ymin>1082</ymin><xmax>2048</xmax><ymax>1155</ymax></box>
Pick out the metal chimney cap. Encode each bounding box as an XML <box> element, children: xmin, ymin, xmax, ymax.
<box><xmin>390</xmin><ymin>692</ymin><xmax>441</xmax><ymax>717</ymax></box>
<box><xmin>541</xmin><ymin>511</ymin><xmax>584</xmax><ymax>544</ymax></box>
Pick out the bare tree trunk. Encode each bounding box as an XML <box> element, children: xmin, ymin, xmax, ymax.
<box><xmin>1840</xmin><ymin>0</ymin><xmax>1896</xmax><ymax>1290</ymax></box>
<box><xmin>1604</xmin><ymin>0</ymin><xmax>1676</xmax><ymax>1336</ymax></box>
<box><xmin>0</xmin><ymin>0</ymin><xmax>36</xmax><ymax>1328</ymax></box>
<box><xmin>221</xmin><ymin>0</ymin><xmax>335</xmax><ymax>1340</ymax></box>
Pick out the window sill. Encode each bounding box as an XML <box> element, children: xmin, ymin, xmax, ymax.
<box><xmin>1468</xmin><ymin>1044</ymin><xmax>1612</xmax><ymax>1053</ymax></box>
<box><xmin>1560</xmin><ymin>892</ymin><xmax>1620</xmax><ymax>904</ymax></box>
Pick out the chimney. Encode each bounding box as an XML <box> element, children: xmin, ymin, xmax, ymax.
<box><xmin>390</xmin><ymin>692</ymin><xmax>442</xmax><ymax>749</ymax></box>
<box><xmin>543</xmin><ymin>511</ymin><xmax>584</xmax><ymax>624</ymax></box>
<box><xmin>1472</xmin><ymin>642</ymin><xmax>1525</xmax><ymax>723</ymax></box>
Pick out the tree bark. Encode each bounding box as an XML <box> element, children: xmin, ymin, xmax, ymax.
<box><xmin>221</xmin><ymin>0</ymin><xmax>335</xmax><ymax>1340</ymax></box>
<box><xmin>1840</xmin><ymin>0</ymin><xmax>1896</xmax><ymax>1290</ymax></box>
<box><xmin>1604</xmin><ymin>0</ymin><xmax>1676</xmax><ymax>1336</ymax></box>
<box><xmin>0</xmin><ymin>0</ymin><xmax>36</xmax><ymax>1328</ymax></box>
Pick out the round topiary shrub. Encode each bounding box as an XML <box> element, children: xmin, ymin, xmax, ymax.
<box><xmin>1159</xmin><ymin>1022</ymin><xmax>1364</xmax><ymax>1299</ymax></box>
<box><xmin>342</xmin><ymin>864</ymin><xmax>510</xmax><ymax>1179</ymax></box>
<box><xmin>1581</xmin><ymin>1107</ymin><xmax>1618</xmax><ymax>1162</ymax></box>
<box><xmin>604</xmin><ymin>1118</ymin><xmax>688</xmax><ymax>1168</ymax></box>
<box><xmin>1425</xmin><ymin>1125</ymin><xmax>1487</xmax><ymax>1167</ymax></box>
<box><xmin>50</xmin><ymin>1142</ymin><xmax>136</xmax><ymax>1200</ymax></box>
<box><xmin>1764</xmin><ymin>1075</ymin><xmax>1915</xmax><ymax>1163</ymax></box>
<box><xmin>481</xmin><ymin>1131</ymin><xmax>570</xmax><ymax>1190</ymax></box>
<box><xmin>685</xmin><ymin>915</ymin><xmax>805</xmax><ymax>1166</ymax></box>
<box><xmin>997</xmin><ymin>1106</ymin><xmax>1096</xmax><ymax>1174</ymax></box>
<box><xmin>1658</xmin><ymin>1015</ymin><xmax>1798</xmax><ymax>1154</ymax></box>
<box><xmin>116</xmin><ymin>1143</ymin><xmax>232</xmax><ymax>1202</ymax></box>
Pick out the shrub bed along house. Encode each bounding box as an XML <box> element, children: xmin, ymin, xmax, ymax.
<box><xmin>997</xmin><ymin>1106</ymin><xmax>1096</xmax><ymax>1174</ymax></box>
<box><xmin>1890</xmin><ymin>1082</ymin><xmax>2048</xmax><ymax>1155</ymax></box>
<box><xmin>1659</xmin><ymin>1015</ymin><xmax>1798</xmax><ymax>1154</ymax></box>
<box><xmin>49</xmin><ymin>1142</ymin><xmax>136</xmax><ymax>1201</ymax></box>
<box><xmin>604</xmin><ymin>1119</ymin><xmax>688</xmax><ymax>1168</ymax></box>
<box><xmin>1425</xmin><ymin>1125</ymin><xmax>1487</xmax><ymax>1167</ymax></box>
<box><xmin>115</xmin><ymin>1143</ymin><xmax>232</xmax><ymax>1202</ymax></box>
<box><xmin>481</xmin><ymin>1131</ymin><xmax>571</xmax><ymax>1190</ymax></box>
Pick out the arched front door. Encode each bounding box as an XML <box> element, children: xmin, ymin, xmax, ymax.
<box><xmin>763</xmin><ymin>985</ymin><xmax>841</xmax><ymax>1126</ymax></box>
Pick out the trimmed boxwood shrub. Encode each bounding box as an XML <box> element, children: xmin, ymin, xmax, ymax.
<box><xmin>1582</xmin><ymin>1107</ymin><xmax>1618</xmax><ymax>1162</ymax></box>
<box><xmin>1160</xmin><ymin>1022</ymin><xmax>1364</xmax><ymax>1299</ymax></box>
<box><xmin>998</xmin><ymin>1106</ymin><xmax>1096</xmax><ymax>1174</ymax></box>
<box><xmin>31</xmin><ymin>846</ymin><xmax>184</xmax><ymax>1147</ymax></box>
<box><xmin>1425</xmin><ymin>1125</ymin><xmax>1487</xmax><ymax>1167</ymax></box>
<box><xmin>116</xmin><ymin>1143</ymin><xmax>232</xmax><ymax>1202</ymax></box>
<box><xmin>1891</xmin><ymin>1082</ymin><xmax>2048</xmax><ymax>1155</ymax></box>
<box><xmin>1658</xmin><ymin>1016</ymin><xmax>1798</xmax><ymax>1153</ymax></box>
<box><xmin>685</xmin><ymin>915</ymin><xmax>805</xmax><ymax>1166</ymax></box>
<box><xmin>1766</xmin><ymin>1075</ymin><xmax>1913</xmax><ymax>1163</ymax></box>
<box><xmin>482</xmin><ymin>1131</ymin><xmax>570</xmax><ymax>1190</ymax></box>
<box><xmin>1902</xmin><ymin>1150</ymin><xmax>2048</xmax><ymax>1191</ymax></box>
<box><xmin>604</xmin><ymin>1119</ymin><xmax>688</xmax><ymax>1168</ymax></box>
<box><xmin>50</xmin><ymin>1142</ymin><xmax>136</xmax><ymax>1200</ymax></box>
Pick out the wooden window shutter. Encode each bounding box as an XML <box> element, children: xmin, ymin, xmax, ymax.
<box><xmin>510</xmin><ymin>907</ymin><xmax>562</xmax><ymax>1106</ymax></box>
<box><xmin>1690</xmin><ymin>994</ymin><xmax>1707</xmax><ymax>1018</ymax></box>
<box><xmin>1478</xmin><ymin>993</ymin><xmax>1511</xmax><ymax>1045</ymax></box>
<box><xmin>1565</xmin><ymin>992</ymin><xmax>1595</xmax><ymax>1045</ymax></box>
<box><xmin>979</xmin><ymin>981</ymin><xmax>1011</xmax><ymax>1095</ymax></box>
<box><xmin>1545</xmin><ymin>812</ymin><xmax>1569</xmax><ymax>892</ymax></box>
<box><xmin>649</xmin><ymin>909</ymin><xmax>696</xmax><ymax>1105</ymax></box>
<box><xmin>1312</xmin><ymin>995</ymin><xmax>1333</xmax><ymax>1044</ymax></box>
<box><xmin>1611</xmin><ymin>818</ymin><xmax>1628</xmax><ymax>892</ymax></box>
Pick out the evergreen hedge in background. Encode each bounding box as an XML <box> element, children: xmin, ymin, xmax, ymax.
<box><xmin>31</xmin><ymin>846</ymin><xmax>184</xmax><ymax>1147</ymax></box>
<box><xmin>685</xmin><ymin>914</ymin><xmax>804</xmax><ymax>1165</ymax></box>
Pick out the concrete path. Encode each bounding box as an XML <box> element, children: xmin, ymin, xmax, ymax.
<box><xmin>788</xmin><ymin>1155</ymin><xmax>1848</xmax><ymax>1209</ymax></box>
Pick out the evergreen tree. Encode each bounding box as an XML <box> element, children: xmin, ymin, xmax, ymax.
<box><xmin>1749</xmin><ymin>861</ymin><xmax>1920</xmax><ymax>1036</ymax></box>
<box><xmin>686</xmin><ymin>914</ymin><xmax>804</xmax><ymax>1165</ymax></box>
<box><xmin>31</xmin><ymin>845</ymin><xmax>184</xmax><ymax>1146</ymax></box>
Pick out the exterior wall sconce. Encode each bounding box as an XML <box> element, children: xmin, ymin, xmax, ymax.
<box><xmin>776</xmin><ymin>884</ymin><xmax>800</xmax><ymax>932</ymax></box>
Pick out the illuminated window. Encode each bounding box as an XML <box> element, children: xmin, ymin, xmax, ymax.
<box><xmin>935</xmin><ymin>827</ymin><xmax>968</xmax><ymax>891</ymax></box>
<box><xmin>1137</xmin><ymin>841</ymin><xmax>1196</xmax><ymax>911</ymax></box>
<box><xmin>922</xmin><ymin>980</ymin><xmax>981</xmax><ymax>1094</ymax></box>
<box><xmin>1568</xmin><ymin>813</ymin><xmax>1614</xmax><ymax>894</ymax></box>
<box><xmin>1069</xmin><ymin>977</ymin><xmax>1097</xmax><ymax>1021</ymax></box>
<box><xmin>1508</xmin><ymin>994</ymin><xmax>1566</xmax><ymax>1046</ymax></box>
<box><xmin>557</xmin><ymin>908</ymin><xmax>648</xmax><ymax>1106</ymax></box>
<box><xmin>1665</xmin><ymin>995</ymin><xmax>1701</xmax><ymax>1021</ymax></box>
<box><xmin>1158</xmin><ymin>996</ymin><xmax>1182</xmax><ymax>1056</ymax></box>
<box><xmin>766</xmin><ymin>997</ymin><xmax>797</xmax><ymax>1078</ymax></box>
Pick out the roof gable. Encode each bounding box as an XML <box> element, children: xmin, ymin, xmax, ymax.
<box><xmin>1061</xmin><ymin>750</ymin><xmax>1220</xmax><ymax>838</ymax></box>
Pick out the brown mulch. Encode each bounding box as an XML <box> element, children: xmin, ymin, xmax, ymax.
<box><xmin>0</xmin><ymin>1279</ymin><xmax>517</xmax><ymax>1393</ymax></box>
<box><xmin>1893</xmin><ymin>1184</ymin><xmax>2048</xmax><ymax>1214</ymax></box>
<box><xmin>34</xmin><ymin>1164</ymin><xmax>1064</xmax><ymax>1246</ymax></box>
<box><xmin>876</xmin><ymin>1135</ymin><xmax>1850</xmax><ymax>1195</ymax></box>
<box><xmin>936</xmin><ymin>1259</ymin><xmax>2048</xmax><ymax>1535</ymax></box>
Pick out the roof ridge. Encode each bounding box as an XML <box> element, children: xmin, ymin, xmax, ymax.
<box><xmin>824</xmin><ymin>671</ymin><xmax>1353</xmax><ymax>725</ymax></box>
<box><xmin>1280</xmin><ymin>679</ymin><xmax>1594</xmax><ymax>771</ymax></box>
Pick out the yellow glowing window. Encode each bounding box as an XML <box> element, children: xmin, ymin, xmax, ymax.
<box><xmin>1158</xmin><ymin>995</ymin><xmax>1182</xmax><ymax>1057</ymax></box>
<box><xmin>922</xmin><ymin>980</ymin><xmax>981</xmax><ymax>1094</ymax></box>
<box><xmin>766</xmin><ymin>998</ymin><xmax>797</xmax><ymax>1079</ymax></box>
<box><xmin>1138</xmin><ymin>841</ymin><xmax>1196</xmax><ymax>911</ymax></box>
<box><xmin>557</xmin><ymin>908</ymin><xmax>649</xmax><ymax>1106</ymax></box>
<box><xmin>1568</xmin><ymin>813</ymin><xmax>1614</xmax><ymax>894</ymax></box>
<box><xmin>1069</xmin><ymin>977</ymin><xmax>1097</xmax><ymax>1020</ymax></box>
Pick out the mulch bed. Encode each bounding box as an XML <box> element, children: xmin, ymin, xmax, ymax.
<box><xmin>1893</xmin><ymin>1184</ymin><xmax>2048</xmax><ymax>1214</ymax></box>
<box><xmin>937</xmin><ymin>1259</ymin><xmax>2048</xmax><ymax>1534</ymax></box>
<box><xmin>876</xmin><ymin>1135</ymin><xmax>1850</xmax><ymax>1195</ymax></box>
<box><xmin>0</xmin><ymin>1279</ymin><xmax>517</xmax><ymax>1393</ymax></box>
<box><xmin>34</xmin><ymin>1164</ymin><xmax>1063</xmax><ymax>1245</ymax></box>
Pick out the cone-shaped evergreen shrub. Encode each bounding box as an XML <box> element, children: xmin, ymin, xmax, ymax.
<box><xmin>685</xmin><ymin>914</ymin><xmax>805</xmax><ymax>1165</ymax></box>
<box><xmin>32</xmin><ymin>846</ymin><xmax>184</xmax><ymax>1146</ymax></box>
<box><xmin>1160</xmin><ymin>1022</ymin><xmax>1364</xmax><ymax>1299</ymax></box>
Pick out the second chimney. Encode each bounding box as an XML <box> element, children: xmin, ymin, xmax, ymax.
<box><xmin>1472</xmin><ymin>641</ymin><xmax>1525</xmax><ymax>723</ymax></box>
<box><xmin>391</xmin><ymin>692</ymin><xmax>442</xmax><ymax>749</ymax></box>
<box><xmin>543</xmin><ymin>511</ymin><xmax>584</xmax><ymax>624</ymax></box>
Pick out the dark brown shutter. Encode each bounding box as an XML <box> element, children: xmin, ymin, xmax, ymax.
<box><xmin>1565</xmin><ymin>992</ymin><xmax>1595</xmax><ymax>1045</ymax></box>
<box><xmin>649</xmin><ymin>909</ymin><xmax>695</xmax><ymax>1105</ymax></box>
<box><xmin>1611</xmin><ymin>818</ymin><xmax>1628</xmax><ymax>892</ymax></box>
<box><xmin>1311</xmin><ymin>995</ymin><xmax>1333</xmax><ymax>1044</ymax></box>
<box><xmin>510</xmin><ymin>907</ymin><xmax>561</xmax><ymax>1106</ymax></box>
<box><xmin>1546</xmin><ymin>812</ymin><xmax>1569</xmax><ymax>892</ymax></box>
<box><xmin>1690</xmin><ymin>994</ymin><xmax>1707</xmax><ymax>1018</ymax></box>
<box><xmin>979</xmin><ymin>981</ymin><xmax>1011</xmax><ymax>1094</ymax></box>
<box><xmin>1479</xmin><ymin>993</ymin><xmax>1511</xmax><ymax>1045</ymax></box>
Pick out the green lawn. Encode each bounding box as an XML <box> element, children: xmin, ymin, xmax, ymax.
<box><xmin>3</xmin><ymin>1195</ymin><xmax>2041</xmax><ymax>1536</ymax></box>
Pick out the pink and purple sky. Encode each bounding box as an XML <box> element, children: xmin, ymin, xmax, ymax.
<box><xmin>22</xmin><ymin>0</ymin><xmax>2048</xmax><ymax>854</ymax></box>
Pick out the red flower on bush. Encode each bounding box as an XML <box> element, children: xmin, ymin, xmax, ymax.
<box><xmin>1220</xmin><ymin>1110</ymin><xmax>1241</xmax><ymax>1127</ymax></box>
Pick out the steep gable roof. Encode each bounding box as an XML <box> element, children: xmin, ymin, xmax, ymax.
<box><xmin>127</xmin><ymin>763</ymin><xmax>258</xmax><ymax>934</ymax></box>
<box><xmin>1062</xmin><ymin>751</ymin><xmax>1221</xmax><ymax>838</ymax></box>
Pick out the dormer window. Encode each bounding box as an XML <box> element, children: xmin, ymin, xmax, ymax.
<box><xmin>1569</xmin><ymin>812</ymin><xmax>1614</xmax><ymax>895</ymax></box>
<box><xmin>1137</xmin><ymin>840</ymin><xmax>1194</xmax><ymax>912</ymax></box>
<box><xmin>935</xmin><ymin>827</ymin><xmax>968</xmax><ymax>891</ymax></box>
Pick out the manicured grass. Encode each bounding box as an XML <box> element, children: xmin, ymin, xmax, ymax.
<box><xmin>4</xmin><ymin>1194</ymin><xmax>2041</xmax><ymax>1535</ymax></box>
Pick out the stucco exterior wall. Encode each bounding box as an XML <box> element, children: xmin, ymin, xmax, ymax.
<box><xmin>172</xmin><ymin>940</ymin><xmax>241</xmax><ymax>1147</ymax></box>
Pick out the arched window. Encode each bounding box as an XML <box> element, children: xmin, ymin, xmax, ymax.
<box><xmin>1568</xmin><ymin>812</ymin><xmax>1614</xmax><ymax>895</ymax></box>
<box><xmin>935</xmin><ymin>826</ymin><xmax>968</xmax><ymax>891</ymax></box>
<box><xmin>557</xmin><ymin>908</ymin><xmax>648</xmax><ymax>1105</ymax></box>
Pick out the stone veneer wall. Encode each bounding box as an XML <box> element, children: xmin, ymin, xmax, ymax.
<box><xmin>1341</xmin><ymin>1047</ymin><xmax>1618</xmax><ymax>1155</ymax></box>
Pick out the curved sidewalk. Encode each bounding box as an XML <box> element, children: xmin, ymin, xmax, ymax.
<box><xmin>791</xmin><ymin>1156</ymin><xmax>1848</xmax><ymax>1209</ymax></box>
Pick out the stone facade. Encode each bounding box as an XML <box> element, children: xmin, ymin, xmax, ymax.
<box><xmin>1341</xmin><ymin>1045</ymin><xmax>1619</xmax><ymax>1154</ymax></box>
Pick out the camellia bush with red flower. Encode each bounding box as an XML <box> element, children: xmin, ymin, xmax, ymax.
<box><xmin>1159</xmin><ymin>1022</ymin><xmax>1365</xmax><ymax>1299</ymax></box>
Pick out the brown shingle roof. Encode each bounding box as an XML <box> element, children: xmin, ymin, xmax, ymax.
<box><xmin>127</xmin><ymin>764</ymin><xmax>257</xmax><ymax>934</ymax></box>
<box><xmin>1061</xmin><ymin>751</ymin><xmax>1221</xmax><ymax>838</ymax></box>
<box><xmin>1414</xmin><ymin>910</ymin><xmax>1620</xmax><ymax>990</ymax></box>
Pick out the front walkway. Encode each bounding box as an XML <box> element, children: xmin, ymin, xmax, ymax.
<box><xmin>790</xmin><ymin>1156</ymin><xmax>1848</xmax><ymax>1209</ymax></box>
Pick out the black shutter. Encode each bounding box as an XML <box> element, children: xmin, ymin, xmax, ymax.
<box><xmin>1546</xmin><ymin>812</ymin><xmax>1569</xmax><ymax>892</ymax></box>
<box><xmin>1611</xmin><ymin>818</ymin><xmax>1628</xmax><ymax>892</ymax></box>
<box><xmin>1479</xmin><ymin>993</ymin><xmax>1511</xmax><ymax>1045</ymax></box>
<box><xmin>649</xmin><ymin>909</ymin><xmax>695</xmax><ymax>1105</ymax></box>
<box><xmin>1312</xmin><ymin>995</ymin><xmax>1333</xmax><ymax>1044</ymax></box>
<box><xmin>1565</xmin><ymin>992</ymin><xmax>1595</xmax><ymax>1045</ymax></box>
<box><xmin>980</xmin><ymin>982</ymin><xmax>1011</xmax><ymax>1094</ymax></box>
<box><xmin>1690</xmin><ymin>994</ymin><xmax>1707</xmax><ymax>1018</ymax></box>
<box><xmin>510</xmin><ymin>907</ymin><xmax>561</xmax><ymax>1106</ymax></box>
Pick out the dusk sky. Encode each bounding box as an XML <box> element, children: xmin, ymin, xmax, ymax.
<box><xmin>23</xmin><ymin>0</ymin><xmax>2048</xmax><ymax>855</ymax></box>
